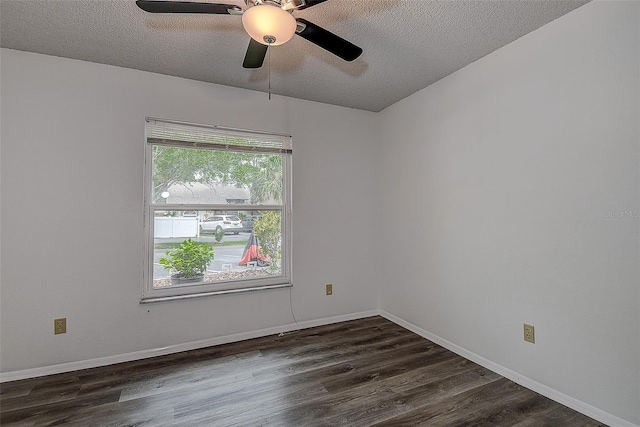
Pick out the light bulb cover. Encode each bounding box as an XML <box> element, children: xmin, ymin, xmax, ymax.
<box><xmin>242</xmin><ymin>4</ymin><xmax>296</xmax><ymax>46</ymax></box>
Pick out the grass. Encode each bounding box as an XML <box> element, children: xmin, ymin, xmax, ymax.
<box><xmin>154</xmin><ymin>239</ymin><xmax>246</xmax><ymax>250</ymax></box>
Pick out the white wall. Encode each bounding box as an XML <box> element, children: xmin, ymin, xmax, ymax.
<box><xmin>0</xmin><ymin>48</ymin><xmax>380</xmax><ymax>372</ymax></box>
<box><xmin>379</xmin><ymin>1</ymin><xmax>639</xmax><ymax>425</ymax></box>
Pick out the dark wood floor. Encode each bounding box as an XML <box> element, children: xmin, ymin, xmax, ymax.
<box><xmin>1</xmin><ymin>316</ymin><xmax>604</xmax><ymax>426</ymax></box>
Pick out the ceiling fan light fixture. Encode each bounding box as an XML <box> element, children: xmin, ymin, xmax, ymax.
<box><xmin>242</xmin><ymin>3</ymin><xmax>296</xmax><ymax>46</ymax></box>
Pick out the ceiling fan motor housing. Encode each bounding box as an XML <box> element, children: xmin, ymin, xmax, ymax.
<box><xmin>245</xmin><ymin>0</ymin><xmax>307</xmax><ymax>12</ymax></box>
<box><xmin>245</xmin><ymin>0</ymin><xmax>286</xmax><ymax>8</ymax></box>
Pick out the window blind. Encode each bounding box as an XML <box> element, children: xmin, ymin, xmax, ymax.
<box><xmin>145</xmin><ymin>118</ymin><xmax>292</xmax><ymax>154</ymax></box>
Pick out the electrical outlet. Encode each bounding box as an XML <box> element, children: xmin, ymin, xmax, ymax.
<box><xmin>54</xmin><ymin>318</ymin><xmax>67</xmax><ymax>335</ymax></box>
<box><xmin>523</xmin><ymin>323</ymin><xmax>535</xmax><ymax>343</ymax></box>
<box><xmin>326</xmin><ymin>284</ymin><xmax>333</xmax><ymax>296</ymax></box>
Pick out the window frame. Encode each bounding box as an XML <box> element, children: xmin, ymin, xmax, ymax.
<box><xmin>141</xmin><ymin>118</ymin><xmax>292</xmax><ymax>303</ymax></box>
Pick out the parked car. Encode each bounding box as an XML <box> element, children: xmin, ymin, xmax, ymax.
<box><xmin>241</xmin><ymin>214</ymin><xmax>262</xmax><ymax>232</ymax></box>
<box><xmin>200</xmin><ymin>215</ymin><xmax>243</xmax><ymax>234</ymax></box>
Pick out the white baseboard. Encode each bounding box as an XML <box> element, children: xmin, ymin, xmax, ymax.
<box><xmin>379</xmin><ymin>310</ymin><xmax>638</xmax><ymax>427</ymax></box>
<box><xmin>0</xmin><ymin>309</ymin><xmax>380</xmax><ymax>383</ymax></box>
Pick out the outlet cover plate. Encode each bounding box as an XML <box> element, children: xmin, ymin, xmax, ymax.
<box><xmin>524</xmin><ymin>323</ymin><xmax>535</xmax><ymax>343</ymax></box>
<box><xmin>54</xmin><ymin>318</ymin><xmax>67</xmax><ymax>335</ymax></box>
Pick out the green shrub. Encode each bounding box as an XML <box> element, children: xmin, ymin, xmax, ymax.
<box><xmin>253</xmin><ymin>211</ymin><xmax>281</xmax><ymax>270</ymax></box>
<box><xmin>159</xmin><ymin>239</ymin><xmax>215</xmax><ymax>278</ymax></box>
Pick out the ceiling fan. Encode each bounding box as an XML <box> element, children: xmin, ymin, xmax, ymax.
<box><xmin>136</xmin><ymin>0</ymin><xmax>363</xmax><ymax>69</ymax></box>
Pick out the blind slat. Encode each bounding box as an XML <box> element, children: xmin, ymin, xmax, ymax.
<box><xmin>146</xmin><ymin>118</ymin><xmax>292</xmax><ymax>153</ymax></box>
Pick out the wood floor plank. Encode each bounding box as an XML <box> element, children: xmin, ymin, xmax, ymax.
<box><xmin>0</xmin><ymin>381</ymin><xmax>81</xmax><ymax>413</ymax></box>
<box><xmin>0</xmin><ymin>381</ymin><xmax>34</xmax><ymax>399</ymax></box>
<box><xmin>0</xmin><ymin>316</ymin><xmax>605</xmax><ymax>427</ymax></box>
<box><xmin>1</xmin><ymin>389</ymin><xmax>122</xmax><ymax>426</ymax></box>
<box><xmin>228</xmin><ymin>366</ymin><xmax>499</xmax><ymax>427</ymax></box>
<box><xmin>116</xmin><ymin>351</ymin><xmax>261</xmax><ymax>402</ymax></box>
<box><xmin>369</xmin><ymin>377</ymin><xmax>528</xmax><ymax>426</ymax></box>
<box><xmin>319</xmin><ymin>344</ymin><xmax>452</xmax><ymax>394</ymax></box>
<box><xmin>509</xmin><ymin>404</ymin><xmax>606</xmax><ymax>427</ymax></box>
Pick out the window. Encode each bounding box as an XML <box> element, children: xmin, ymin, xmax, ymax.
<box><xmin>142</xmin><ymin>118</ymin><xmax>292</xmax><ymax>303</ymax></box>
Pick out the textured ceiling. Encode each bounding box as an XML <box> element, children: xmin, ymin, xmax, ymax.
<box><xmin>1</xmin><ymin>0</ymin><xmax>590</xmax><ymax>112</ymax></box>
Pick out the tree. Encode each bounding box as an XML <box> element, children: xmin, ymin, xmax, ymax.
<box><xmin>152</xmin><ymin>146</ymin><xmax>282</xmax><ymax>204</ymax></box>
<box><xmin>247</xmin><ymin>155</ymin><xmax>282</xmax><ymax>204</ymax></box>
<box><xmin>253</xmin><ymin>211</ymin><xmax>281</xmax><ymax>270</ymax></box>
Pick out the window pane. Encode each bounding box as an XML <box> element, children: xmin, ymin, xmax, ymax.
<box><xmin>152</xmin><ymin>210</ymin><xmax>282</xmax><ymax>289</ymax></box>
<box><xmin>151</xmin><ymin>146</ymin><xmax>283</xmax><ymax>205</ymax></box>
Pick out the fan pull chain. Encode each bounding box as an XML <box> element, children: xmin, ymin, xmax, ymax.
<box><xmin>263</xmin><ymin>35</ymin><xmax>276</xmax><ymax>101</ymax></box>
<box><xmin>268</xmin><ymin>42</ymin><xmax>272</xmax><ymax>100</ymax></box>
<box><xmin>262</xmin><ymin>35</ymin><xmax>276</xmax><ymax>101</ymax></box>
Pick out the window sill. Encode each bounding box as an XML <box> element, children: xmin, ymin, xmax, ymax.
<box><xmin>140</xmin><ymin>282</ymin><xmax>292</xmax><ymax>304</ymax></box>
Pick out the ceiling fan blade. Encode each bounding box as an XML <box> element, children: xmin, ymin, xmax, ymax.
<box><xmin>243</xmin><ymin>39</ymin><xmax>268</xmax><ymax>69</ymax></box>
<box><xmin>296</xmin><ymin>0</ymin><xmax>330</xmax><ymax>11</ymax></box>
<box><xmin>295</xmin><ymin>18</ymin><xmax>362</xmax><ymax>62</ymax></box>
<box><xmin>135</xmin><ymin>0</ymin><xmax>241</xmax><ymax>14</ymax></box>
